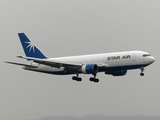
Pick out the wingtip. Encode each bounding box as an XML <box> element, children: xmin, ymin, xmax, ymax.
<box><xmin>5</xmin><ymin>61</ymin><xmax>13</xmax><ymax>64</ymax></box>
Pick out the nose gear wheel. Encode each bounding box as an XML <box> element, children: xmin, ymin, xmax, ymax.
<box><xmin>140</xmin><ymin>67</ymin><xmax>145</xmax><ymax>76</ymax></box>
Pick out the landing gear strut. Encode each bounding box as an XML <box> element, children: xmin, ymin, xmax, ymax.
<box><xmin>72</xmin><ymin>74</ymin><xmax>82</xmax><ymax>82</ymax></box>
<box><xmin>140</xmin><ymin>67</ymin><xmax>145</xmax><ymax>76</ymax></box>
<box><xmin>89</xmin><ymin>73</ymin><xmax>99</xmax><ymax>83</ymax></box>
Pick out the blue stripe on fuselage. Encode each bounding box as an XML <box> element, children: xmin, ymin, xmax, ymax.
<box><xmin>98</xmin><ymin>64</ymin><xmax>148</xmax><ymax>72</ymax></box>
<box><xmin>24</xmin><ymin>64</ymin><xmax>148</xmax><ymax>75</ymax></box>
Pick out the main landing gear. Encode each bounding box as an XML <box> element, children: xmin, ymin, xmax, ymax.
<box><xmin>89</xmin><ymin>77</ymin><xmax>99</xmax><ymax>83</ymax></box>
<box><xmin>72</xmin><ymin>74</ymin><xmax>99</xmax><ymax>83</ymax></box>
<box><xmin>72</xmin><ymin>74</ymin><xmax>82</xmax><ymax>82</ymax></box>
<box><xmin>140</xmin><ymin>67</ymin><xmax>145</xmax><ymax>76</ymax></box>
<box><xmin>89</xmin><ymin>73</ymin><xmax>99</xmax><ymax>83</ymax></box>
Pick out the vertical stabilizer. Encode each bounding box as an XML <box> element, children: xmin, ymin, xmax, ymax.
<box><xmin>18</xmin><ymin>33</ymin><xmax>47</xmax><ymax>59</ymax></box>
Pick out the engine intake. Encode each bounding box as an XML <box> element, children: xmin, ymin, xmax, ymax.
<box><xmin>81</xmin><ymin>64</ymin><xmax>98</xmax><ymax>74</ymax></box>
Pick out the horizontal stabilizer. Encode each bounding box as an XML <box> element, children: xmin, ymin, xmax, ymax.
<box><xmin>5</xmin><ymin>61</ymin><xmax>38</xmax><ymax>68</ymax></box>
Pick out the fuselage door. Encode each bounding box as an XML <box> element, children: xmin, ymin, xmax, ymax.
<box><xmin>132</xmin><ymin>54</ymin><xmax>136</xmax><ymax>61</ymax></box>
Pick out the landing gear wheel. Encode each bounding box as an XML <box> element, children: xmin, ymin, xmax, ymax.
<box><xmin>140</xmin><ymin>67</ymin><xmax>145</xmax><ymax>76</ymax></box>
<box><xmin>89</xmin><ymin>77</ymin><xmax>99</xmax><ymax>83</ymax></box>
<box><xmin>89</xmin><ymin>77</ymin><xmax>94</xmax><ymax>82</ymax></box>
<box><xmin>140</xmin><ymin>73</ymin><xmax>144</xmax><ymax>76</ymax></box>
<box><xmin>72</xmin><ymin>76</ymin><xmax>82</xmax><ymax>82</ymax></box>
<box><xmin>72</xmin><ymin>76</ymin><xmax>76</xmax><ymax>80</ymax></box>
<box><xmin>77</xmin><ymin>77</ymin><xmax>82</xmax><ymax>82</ymax></box>
<box><xmin>94</xmin><ymin>79</ymin><xmax>99</xmax><ymax>83</ymax></box>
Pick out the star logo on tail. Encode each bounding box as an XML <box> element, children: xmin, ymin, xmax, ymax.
<box><xmin>25</xmin><ymin>41</ymin><xmax>35</xmax><ymax>53</ymax></box>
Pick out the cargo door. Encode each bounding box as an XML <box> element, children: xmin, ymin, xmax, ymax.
<box><xmin>132</xmin><ymin>54</ymin><xmax>136</xmax><ymax>61</ymax></box>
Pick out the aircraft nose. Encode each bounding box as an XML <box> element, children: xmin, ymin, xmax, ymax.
<box><xmin>150</xmin><ymin>56</ymin><xmax>155</xmax><ymax>63</ymax></box>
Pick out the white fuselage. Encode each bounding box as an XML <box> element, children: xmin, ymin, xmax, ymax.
<box><xmin>23</xmin><ymin>51</ymin><xmax>155</xmax><ymax>75</ymax></box>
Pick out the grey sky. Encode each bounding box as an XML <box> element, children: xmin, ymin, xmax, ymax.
<box><xmin>1</xmin><ymin>0</ymin><xmax>160</xmax><ymax>120</ymax></box>
<box><xmin>37</xmin><ymin>115</ymin><xmax>160</xmax><ymax>120</ymax></box>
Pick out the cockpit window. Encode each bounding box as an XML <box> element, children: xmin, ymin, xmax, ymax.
<box><xmin>143</xmin><ymin>54</ymin><xmax>151</xmax><ymax>57</ymax></box>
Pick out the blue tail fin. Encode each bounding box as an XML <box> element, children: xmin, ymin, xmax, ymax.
<box><xmin>18</xmin><ymin>33</ymin><xmax>47</xmax><ymax>59</ymax></box>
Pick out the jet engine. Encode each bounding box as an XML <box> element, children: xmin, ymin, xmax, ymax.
<box><xmin>81</xmin><ymin>64</ymin><xmax>98</xmax><ymax>74</ymax></box>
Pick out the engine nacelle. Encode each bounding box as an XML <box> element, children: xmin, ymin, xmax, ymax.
<box><xmin>81</xmin><ymin>64</ymin><xmax>98</xmax><ymax>74</ymax></box>
<box><xmin>105</xmin><ymin>70</ymin><xmax>127</xmax><ymax>76</ymax></box>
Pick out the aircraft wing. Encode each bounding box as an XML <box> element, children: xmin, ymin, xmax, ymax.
<box><xmin>17</xmin><ymin>56</ymin><xmax>106</xmax><ymax>71</ymax></box>
<box><xmin>5</xmin><ymin>61</ymin><xmax>38</xmax><ymax>68</ymax></box>
<box><xmin>17</xmin><ymin>56</ymin><xmax>83</xmax><ymax>71</ymax></box>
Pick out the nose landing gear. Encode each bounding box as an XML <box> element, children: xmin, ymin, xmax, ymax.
<box><xmin>140</xmin><ymin>73</ymin><xmax>144</xmax><ymax>76</ymax></box>
<box><xmin>140</xmin><ymin>67</ymin><xmax>145</xmax><ymax>76</ymax></box>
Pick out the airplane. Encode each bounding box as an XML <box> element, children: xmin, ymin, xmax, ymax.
<box><xmin>6</xmin><ymin>33</ymin><xmax>155</xmax><ymax>83</ymax></box>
